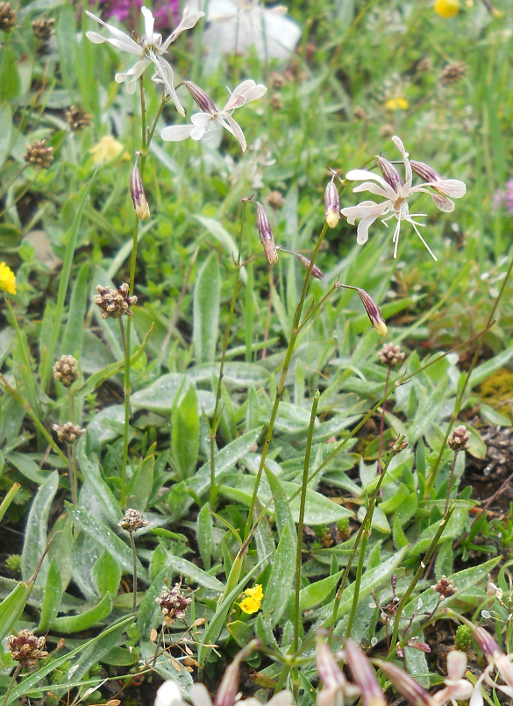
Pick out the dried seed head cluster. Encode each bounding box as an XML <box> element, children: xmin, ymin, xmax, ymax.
<box><xmin>432</xmin><ymin>575</ymin><xmax>456</xmax><ymax>599</ymax></box>
<box><xmin>378</xmin><ymin>343</ymin><xmax>405</xmax><ymax>366</ymax></box>
<box><xmin>256</xmin><ymin>202</ymin><xmax>278</xmax><ymax>266</ymax></box>
<box><xmin>66</xmin><ymin>105</ymin><xmax>92</xmax><ymax>131</ymax></box>
<box><xmin>118</xmin><ymin>508</ymin><xmax>148</xmax><ymax>532</ymax></box>
<box><xmin>7</xmin><ymin>630</ymin><xmax>48</xmax><ymax>668</ymax></box>
<box><xmin>439</xmin><ymin>61</ymin><xmax>467</xmax><ymax>87</ymax></box>
<box><xmin>94</xmin><ymin>283</ymin><xmax>137</xmax><ymax>319</ymax></box>
<box><xmin>0</xmin><ymin>2</ymin><xmax>16</xmax><ymax>31</ymax></box>
<box><xmin>448</xmin><ymin>425</ymin><xmax>471</xmax><ymax>452</ymax></box>
<box><xmin>155</xmin><ymin>583</ymin><xmax>192</xmax><ymax>623</ymax></box>
<box><xmin>267</xmin><ymin>191</ymin><xmax>285</xmax><ymax>209</ymax></box>
<box><xmin>53</xmin><ymin>354</ymin><xmax>79</xmax><ymax>387</ymax></box>
<box><xmin>32</xmin><ymin>16</ymin><xmax>55</xmax><ymax>40</ymax></box>
<box><xmin>53</xmin><ymin>422</ymin><xmax>86</xmax><ymax>444</ymax></box>
<box><xmin>24</xmin><ymin>139</ymin><xmax>54</xmax><ymax>169</ymax></box>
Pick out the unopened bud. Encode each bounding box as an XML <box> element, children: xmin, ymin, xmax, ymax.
<box><xmin>256</xmin><ymin>202</ymin><xmax>278</xmax><ymax>266</ymax></box>
<box><xmin>357</xmin><ymin>289</ymin><xmax>387</xmax><ymax>336</ymax></box>
<box><xmin>324</xmin><ymin>180</ymin><xmax>340</xmax><ymax>228</ymax></box>
<box><xmin>345</xmin><ymin>639</ymin><xmax>387</xmax><ymax>706</ymax></box>
<box><xmin>473</xmin><ymin>626</ymin><xmax>501</xmax><ymax>660</ymax></box>
<box><xmin>316</xmin><ymin>635</ymin><xmax>345</xmax><ymax>690</ymax></box>
<box><xmin>431</xmin><ymin>575</ymin><xmax>455</xmax><ymax>599</ymax></box>
<box><xmin>410</xmin><ymin>160</ymin><xmax>440</xmax><ymax>184</ymax></box>
<box><xmin>130</xmin><ymin>156</ymin><xmax>150</xmax><ymax>220</ymax></box>
<box><xmin>214</xmin><ymin>641</ymin><xmax>260</xmax><ymax>706</ymax></box>
<box><xmin>374</xmin><ymin>660</ymin><xmax>434</xmax><ymax>706</ymax></box>
<box><xmin>377</xmin><ymin>156</ymin><xmax>403</xmax><ymax>191</ymax></box>
<box><xmin>185</xmin><ymin>80</ymin><xmax>217</xmax><ymax>114</ymax></box>
<box><xmin>295</xmin><ymin>252</ymin><xmax>323</xmax><ymax>279</ymax></box>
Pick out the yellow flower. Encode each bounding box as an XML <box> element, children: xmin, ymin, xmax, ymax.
<box><xmin>0</xmin><ymin>262</ymin><xmax>16</xmax><ymax>295</ymax></box>
<box><xmin>385</xmin><ymin>97</ymin><xmax>409</xmax><ymax>111</ymax></box>
<box><xmin>434</xmin><ymin>0</ymin><xmax>460</xmax><ymax>18</ymax></box>
<box><xmin>90</xmin><ymin>135</ymin><xmax>128</xmax><ymax>165</ymax></box>
<box><xmin>239</xmin><ymin>584</ymin><xmax>263</xmax><ymax>614</ymax></box>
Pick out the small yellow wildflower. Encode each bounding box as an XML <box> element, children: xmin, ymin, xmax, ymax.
<box><xmin>0</xmin><ymin>262</ymin><xmax>16</xmax><ymax>295</ymax></box>
<box><xmin>434</xmin><ymin>0</ymin><xmax>460</xmax><ymax>18</ymax></box>
<box><xmin>90</xmin><ymin>135</ymin><xmax>128</xmax><ymax>165</ymax></box>
<box><xmin>239</xmin><ymin>584</ymin><xmax>263</xmax><ymax>615</ymax></box>
<box><xmin>385</xmin><ymin>97</ymin><xmax>409</xmax><ymax>111</ymax></box>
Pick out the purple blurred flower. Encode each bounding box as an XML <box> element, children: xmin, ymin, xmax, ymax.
<box><xmin>96</xmin><ymin>0</ymin><xmax>181</xmax><ymax>29</ymax></box>
<box><xmin>494</xmin><ymin>179</ymin><xmax>513</xmax><ymax>214</ymax></box>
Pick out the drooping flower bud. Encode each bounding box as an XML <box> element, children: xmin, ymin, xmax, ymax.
<box><xmin>256</xmin><ymin>202</ymin><xmax>278</xmax><ymax>265</ymax></box>
<box><xmin>295</xmin><ymin>253</ymin><xmax>324</xmax><ymax>280</ymax></box>
<box><xmin>130</xmin><ymin>154</ymin><xmax>150</xmax><ymax>220</ymax></box>
<box><xmin>184</xmin><ymin>80</ymin><xmax>217</xmax><ymax>114</ymax></box>
<box><xmin>357</xmin><ymin>289</ymin><xmax>387</xmax><ymax>336</ymax></box>
<box><xmin>374</xmin><ymin>659</ymin><xmax>435</xmax><ymax>706</ymax></box>
<box><xmin>377</xmin><ymin>156</ymin><xmax>403</xmax><ymax>192</ymax></box>
<box><xmin>324</xmin><ymin>179</ymin><xmax>341</xmax><ymax>228</ymax></box>
<box><xmin>344</xmin><ymin>639</ymin><xmax>387</xmax><ymax>706</ymax></box>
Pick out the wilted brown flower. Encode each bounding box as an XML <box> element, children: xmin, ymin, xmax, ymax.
<box><xmin>0</xmin><ymin>2</ymin><xmax>16</xmax><ymax>32</ymax></box>
<box><xmin>439</xmin><ymin>61</ymin><xmax>467</xmax><ymax>87</ymax></box>
<box><xmin>269</xmin><ymin>71</ymin><xmax>286</xmax><ymax>89</ymax></box>
<box><xmin>53</xmin><ymin>422</ymin><xmax>86</xmax><ymax>444</ymax></box>
<box><xmin>447</xmin><ymin>425</ymin><xmax>470</xmax><ymax>452</ymax></box>
<box><xmin>32</xmin><ymin>16</ymin><xmax>54</xmax><ymax>40</ymax></box>
<box><xmin>53</xmin><ymin>354</ymin><xmax>79</xmax><ymax>387</ymax></box>
<box><xmin>432</xmin><ymin>575</ymin><xmax>455</xmax><ymax>599</ymax></box>
<box><xmin>66</xmin><ymin>105</ymin><xmax>92</xmax><ymax>131</ymax></box>
<box><xmin>156</xmin><ymin>583</ymin><xmax>192</xmax><ymax>623</ymax></box>
<box><xmin>24</xmin><ymin>139</ymin><xmax>54</xmax><ymax>169</ymax></box>
<box><xmin>256</xmin><ymin>202</ymin><xmax>278</xmax><ymax>266</ymax></box>
<box><xmin>7</xmin><ymin>630</ymin><xmax>48</xmax><ymax>668</ymax></box>
<box><xmin>270</xmin><ymin>93</ymin><xmax>283</xmax><ymax>110</ymax></box>
<box><xmin>267</xmin><ymin>191</ymin><xmax>285</xmax><ymax>209</ymax></box>
<box><xmin>118</xmin><ymin>508</ymin><xmax>148</xmax><ymax>532</ymax></box>
<box><xmin>378</xmin><ymin>343</ymin><xmax>405</xmax><ymax>366</ymax></box>
<box><xmin>94</xmin><ymin>283</ymin><xmax>137</xmax><ymax>319</ymax></box>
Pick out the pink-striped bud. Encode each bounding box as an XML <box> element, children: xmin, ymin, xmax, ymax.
<box><xmin>357</xmin><ymin>289</ymin><xmax>387</xmax><ymax>336</ymax></box>
<box><xmin>295</xmin><ymin>253</ymin><xmax>324</xmax><ymax>280</ymax></box>
<box><xmin>344</xmin><ymin>640</ymin><xmax>386</xmax><ymax>706</ymax></box>
<box><xmin>374</xmin><ymin>660</ymin><xmax>435</xmax><ymax>706</ymax></box>
<box><xmin>473</xmin><ymin>626</ymin><xmax>501</xmax><ymax>660</ymax></box>
<box><xmin>130</xmin><ymin>159</ymin><xmax>150</xmax><ymax>221</ymax></box>
<box><xmin>410</xmin><ymin>160</ymin><xmax>440</xmax><ymax>184</ymax></box>
<box><xmin>256</xmin><ymin>202</ymin><xmax>278</xmax><ymax>265</ymax></box>
<box><xmin>214</xmin><ymin>641</ymin><xmax>261</xmax><ymax>706</ymax></box>
<box><xmin>316</xmin><ymin>636</ymin><xmax>346</xmax><ymax>691</ymax></box>
<box><xmin>377</xmin><ymin>156</ymin><xmax>403</xmax><ymax>191</ymax></box>
<box><xmin>185</xmin><ymin>81</ymin><xmax>217</xmax><ymax>114</ymax></box>
<box><xmin>324</xmin><ymin>180</ymin><xmax>340</xmax><ymax>228</ymax></box>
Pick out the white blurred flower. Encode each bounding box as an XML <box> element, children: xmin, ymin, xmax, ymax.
<box><xmin>189</xmin><ymin>0</ymin><xmax>301</xmax><ymax>60</ymax></box>
<box><xmin>161</xmin><ymin>79</ymin><xmax>267</xmax><ymax>152</ymax></box>
<box><xmin>85</xmin><ymin>6</ymin><xmax>204</xmax><ymax>114</ymax></box>
<box><xmin>340</xmin><ymin>136</ymin><xmax>466</xmax><ymax>261</ymax></box>
<box><xmin>155</xmin><ymin>681</ymin><xmax>188</xmax><ymax>706</ymax></box>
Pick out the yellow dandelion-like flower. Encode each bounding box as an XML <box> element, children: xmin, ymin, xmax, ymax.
<box><xmin>434</xmin><ymin>0</ymin><xmax>460</xmax><ymax>18</ymax></box>
<box><xmin>0</xmin><ymin>262</ymin><xmax>16</xmax><ymax>295</ymax></box>
<box><xmin>90</xmin><ymin>135</ymin><xmax>129</xmax><ymax>165</ymax></box>
<box><xmin>385</xmin><ymin>97</ymin><xmax>409</xmax><ymax>111</ymax></box>
<box><xmin>239</xmin><ymin>584</ymin><xmax>263</xmax><ymax>614</ymax></box>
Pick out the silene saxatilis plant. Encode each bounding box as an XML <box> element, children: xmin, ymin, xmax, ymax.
<box><xmin>1</xmin><ymin>2</ymin><xmax>513</xmax><ymax>706</ymax></box>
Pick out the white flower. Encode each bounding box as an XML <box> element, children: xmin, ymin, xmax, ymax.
<box><xmin>340</xmin><ymin>136</ymin><xmax>466</xmax><ymax>261</ymax></box>
<box><xmin>432</xmin><ymin>651</ymin><xmax>473</xmax><ymax>706</ymax></box>
<box><xmin>161</xmin><ymin>79</ymin><xmax>267</xmax><ymax>152</ymax></box>
<box><xmin>188</xmin><ymin>0</ymin><xmax>301</xmax><ymax>60</ymax></box>
<box><xmin>155</xmin><ymin>680</ymin><xmax>188</xmax><ymax>706</ymax></box>
<box><xmin>85</xmin><ymin>6</ymin><xmax>204</xmax><ymax>115</ymax></box>
<box><xmin>471</xmin><ymin>626</ymin><xmax>513</xmax><ymax>706</ymax></box>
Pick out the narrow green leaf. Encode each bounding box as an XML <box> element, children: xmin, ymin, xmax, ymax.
<box><xmin>50</xmin><ymin>592</ymin><xmax>112</xmax><ymax>633</ymax></box>
<box><xmin>61</xmin><ymin>262</ymin><xmax>89</xmax><ymax>358</ymax></box>
<box><xmin>93</xmin><ymin>549</ymin><xmax>122</xmax><ymax>597</ymax></box>
<box><xmin>172</xmin><ymin>384</ymin><xmax>199</xmax><ymax>479</ymax></box>
<box><xmin>0</xmin><ymin>102</ymin><xmax>12</xmax><ymax>169</ymax></box>
<box><xmin>0</xmin><ymin>582</ymin><xmax>32</xmax><ymax>643</ymax></box>
<box><xmin>193</xmin><ymin>251</ymin><xmax>220</xmax><ymax>364</ymax></box>
<box><xmin>163</xmin><ymin>552</ymin><xmax>224</xmax><ymax>592</ymax></box>
<box><xmin>38</xmin><ymin>559</ymin><xmax>63</xmax><ymax>632</ymax></box>
<box><xmin>262</xmin><ymin>523</ymin><xmax>295</xmax><ymax>626</ymax></box>
<box><xmin>21</xmin><ymin>472</ymin><xmax>59</xmax><ymax>586</ymax></box>
<box><xmin>197</xmin><ymin>503</ymin><xmax>212</xmax><ymax>571</ymax></box>
<box><xmin>126</xmin><ymin>452</ymin><xmax>154</xmax><ymax>511</ymax></box>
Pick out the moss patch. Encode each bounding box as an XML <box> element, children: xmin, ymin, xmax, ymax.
<box><xmin>479</xmin><ymin>367</ymin><xmax>513</xmax><ymax>419</ymax></box>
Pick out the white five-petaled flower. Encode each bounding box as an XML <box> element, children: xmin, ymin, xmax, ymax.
<box><xmin>85</xmin><ymin>6</ymin><xmax>204</xmax><ymax>115</ymax></box>
<box><xmin>340</xmin><ymin>136</ymin><xmax>466</xmax><ymax>261</ymax></box>
<box><xmin>160</xmin><ymin>79</ymin><xmax>267</xmax><ymax>152</ymax></box>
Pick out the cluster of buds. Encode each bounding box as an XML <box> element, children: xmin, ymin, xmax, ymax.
<box><xmin>32</xmin><ymin>16</ymin><xmax>54</xmax><ymax>40</ymax></box>
<box><xmin>155</xmin><ymin>583</ymin><xmax>192</xmax><ymax>623</ymax></box>
<box><xmin>65</xmin><ymin>105</ymin><xmax>92</xmax><ymax>132</ymax></box>
<box><xmin>7</xmin><ymin>630</ymin><xmax>48</xmax><ymax>668</ymax></box>
<box><xmin>23</xmin><ymin>139</ymin><xmax>54</xmax><ymax>169</ymax></box>
<box><xmin>130</xmin><ymin>153</ymin><xmax>150</xmax><ymax>221</ymax></box>
<box><xmin>378</xmin><ymin>342</ymin><xmax>405</xmax><ymax>367</ymax></box>
<box><xmin>439</xmin><ymin>61</ymin><xmax>467</xmax><ymax>87</ymax></box>
<box><xmin>94</xmin><ymin>283</ymin><xmax>137</xmax><ymax>319</ymax></box>
<box><xmin>53</xmin><ymin>354</ymin><xmax>79</xmax><ymax>387</ymax></box>
<box><xmin>447</xmin><ymin>425</ymin><xmax>471</xmax><ymax>452</ymax></box>
<box><xmin>432</xmin><ymin>575</ymin><xmax>456</xmax><ymax>599</ymax></box>
<box><xmin>118</xmin><ymin>508</ymin><xmax>148</xmax><ymax>532</ymax></box>
<box><xmin>255</xmin><ymin>202</ymin><xmax>278</xmax><ymax>266</ymax></box>
<box><xmin>53</xmin><ymin>422</ymin><xmax>86</xmax><ymax>444</ymax></box>
<box><xmin>324</xmin><ymin>170</ymin><xmax>341</xmax><ymax>229</ymax></box>
<box><xmin>0</xmin><ymin>2</ymin><xmax>16</xmax><ymax>31</ymax></box>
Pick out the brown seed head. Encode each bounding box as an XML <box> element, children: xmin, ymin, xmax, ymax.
<box><xmin>270</xmin><ymin>93</ymin><xmax>283</xmax><ymax>110</ymax></box>
<box><xmin>295</xmin><ymin>253</ymin><xmax>323</xmax><ymax>280</ymax></box>
<box><xmin>439</xmin><ymin>61</ymin><xmax>467</xmax><ymax>87</ymax></box>
<box><xmin>354</xmin><ymin>105</ymin><xmax>367</xmax><ymax>120</ymax></box>
<box><xmin>53</xmin><ymin>422</ymin><xmax>86</xmax><ymax>444</ymax></box>
<box><xmin>7</xmin><ymin>630</ymin><xmax>48</xmax><ymax>668</ymax></box>
<box><xmin>378</xmin><ymin>343</ymin><xmax>405</xmax><ymax>366</ymax></box>
<box><xmin>267</xmin><ymin>190</ymin><xmax>285</xmax><ymax>209</ymax></box>
<box><xmin>53</xmin><ymin>354</ymin><xmax>79</xmax><ymax>387</ymax></box>
<box><xmin>184</xmin><ymin>80</ymin><xmax>217</xmax><ymax>114</ymax></box>
<box><xmin>0</xmin><ymin>2</ymin><xmax>16</xmax><ymax>31</ymax></box>
<box><xmin>24</xmin><ymin>139</ymin><xmax>54</xmax><ymax>169</ymax></box>
<box><xmin>447</xmin><ymin>425</ymin><xmax>470</xmax><ymax>452</ymax></box>
<box><xmin>269</xmin><ymin>71</ymin><xmax>286</xmax><ymax>89</ymax></box>
<box><xmin>416</xmin><ymin>57</ymin><xmax>433</xmax><ymax>74</ymax></box>
<box><xmin>66</xmin><ymin>105</ymin><xmax>92</xmax><ymax>131</ymax></box>
<box><xmin>130</xmin><ymin>159</ymin><xmax>150</xmax><ymax>220</ymax></box>
<box><xmin>431</xmin><ymin>575</ymin><xmax>456</xmax><ymax>599</ymax></box>
<box><xmin>256</xmin><ymin>202</ymin><xmax>278</xmax><ymax>266</ymax></box>
<box><xmin>32</xmin><ymin>16</ymin><xmax>55</xmax><ymax>40</ymax></box>
<box><xmin>118</xmin><ymin>508</ymin><xmax>148</xmax><ymax>532</ymax></box>
<box><xmin>155</xmin><ymin>583</ymin><xmax>192</xmax><ymax>622</ymax></box>
<box><xmin>380</xmin><ymin>124</ymin><xmax>394</xmax><ymax>138</ymax></box>
<box><xmin>93</xmin><ymin>283</ymin><xmax>137</xmax><ymax>319</ymax></box>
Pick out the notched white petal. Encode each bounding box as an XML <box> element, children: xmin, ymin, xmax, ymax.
<box><xmin>161</xmin><ymin>124</ymin><xmax>195</xmax><ymax>141</ymax></box>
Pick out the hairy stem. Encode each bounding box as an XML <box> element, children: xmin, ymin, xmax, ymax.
<box><xmin>130</xmin><ymin>532</ymin><xmax>138</xmax><ymax>614</ymax></box>
<box><xmin>2</xmin><ymin>664</ymin><xmax>21</xmax><ymax>706</ymax></box>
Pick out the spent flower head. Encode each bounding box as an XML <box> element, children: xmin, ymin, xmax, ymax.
<box><xmin>439</xmin><ymin>61</ymin><xmax>467</xmax><ymax>87</ymax></box>
<box><xmin>447</xmin><ymin>425</ymin><xmax>470</xmax><ymax>452</ymax></box>
<box><xmin>53</xmin><ymin>355</ymin><xmax>79</xmax><ymax>387</ymax></box>
<box><xmin>24</xmin><ymin>139</ymin><xmax>54</xmax><ymax>169</ymax></box>
<box><xmin>0</xmin><ymin>262</ymin><xmax>16</xmax><ymax>295</ymax></box>
<box><xmin>53</xmin><ymin>422</ymin><xmax>86</xmax><ymax>444</ymax></box>
<box><xmin>156</xmin><ymin>583</ymin><xmax>192</xmax><ymax>623</ymax></box>
<box><xmin>66</xmin><ymin>105</ymin><xmax>92</xmax><ymax>131</ymax></box>
<box><xmin>0</xmin><ymin>2</ymin><xmax>16</xmax><ymax>31</ymax></box>
<box><xmin>85</xmin><ymin>6</ymin><xmax>204</xmax><ymax>114</ymax></box>
<box><xmin>94</xmin><ymin>283</ymin><xmax>137</xmax><ymax>319</ymax></box>
<box><xmin>340</xmin><ymin>135</ymin><xmax>466</xmax><ymax>260</ymax></box>
<box><xmin>32</xmin><ymin>16</ymin><xmax>54</xmax><ymax>40</ymax></box>
<box><xmin>118</xmin><ymin>508</ymin><xmax>148</xmax><ymax>532</ymax></box>
<box><xmin>378</xmin><ymin>342</ymin><xmax>405</xmax><ymax>366</ymax></box>
<box><xmin>161</xmin><ymin>79</ymin><xmax>267</xmax><ymax>152</ymax></box>
<box><xmin>432</xmin><ymin>575</ymin><xmax>456</xmax><ymax>599</ymax></box>
<box><xmin>7</xmin><ymin>630</ymin><xmax>48</xmax><ymax>668</ymax></box>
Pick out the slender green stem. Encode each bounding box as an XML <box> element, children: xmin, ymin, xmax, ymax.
<box><xmin>294</xmin><ymin>390</ymin><xmax>320</xmax><ymax>658</ymax></box>
<box><xmin>345</xmin><ymin>517</ymin><xmax>370</xmax><ymax>639</ymax></box>
<box><xmin>209</xmin><ymin>203</ymin><xmax>248</xmax><ymax>508</ymax></box>
<box><xmin>67</xmin><ymin>387</ymin><xmax>74</xmax><ymax>423</ymax></box>
<box><xmin>2</xmin><ymin>664</ymin><xmax>21</xmax><ymax>706</ymax></box>
<box><xmin>130</xmin><ymin>531</ymin><xmax>138</xmax><ymax>614</ymax></box>
<box><xmin>119</xmin><ymin>317</ymin><xmax>130</xmax><ymax>506</ymax></box>
<box><xmin>424</xmin><ymin>248</ymin><xmax>513</xmax><ymax>498</ymax></box>
<box><xmin>146</xmin><ymin>95</ymin><xmax>169</xmax><ymax>153</ymax></box>
<box><xmin>67</xmin><ymin>443</ymin><xmax>78</xmax><ymax>506</ymax></box>
<box><xmin>378</xmin><ymin>367</ymin><xmax>391</xmax><ymax>477</ymax></box>
<box><xmin>0</xmin><ymin>483</ymin><xmax>20</xmax><ymax>523</ymax></box>
<box><xmin>445</xmin><ymin>451</ymin><xmax>459</xmax><ymax>514</ymax></box>
<box><xmin>244</xmin><ymin>222</ymin><xmax>329</xmax><ymax>540</ymax></box>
